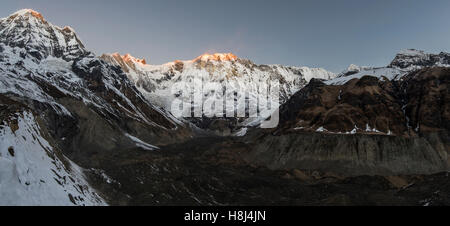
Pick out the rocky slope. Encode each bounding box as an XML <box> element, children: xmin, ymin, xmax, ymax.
<box><xmin>244</xmin><ymin>67</ymin><xmax>449</xmax><ymax>175</ymax></box>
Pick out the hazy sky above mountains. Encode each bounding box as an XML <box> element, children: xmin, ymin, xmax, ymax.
<box><xmin>1</xmin><ymin>0</ymin><xmax>450</xmax><ymax>72</ymax></box>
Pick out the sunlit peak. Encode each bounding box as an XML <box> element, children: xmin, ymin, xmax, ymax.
<box><xmin>121</xmin><ymin>53</ymin><xmax>147</xmax><ymax>65</ymax></box>
<box><xmin>12</xmin><ymin>9</ymin><xmax>45</xmax><ymax>21</ymax></box>
<box><xmin>194</xmin><ymin>53</ymin><xmax>238</xmax><ymax>62</ymax></box>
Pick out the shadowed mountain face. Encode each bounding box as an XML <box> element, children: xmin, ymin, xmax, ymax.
<box><xmin>0</xmin><ymin>9</ymin><xmax>449</xmax><ymax>206</ymax></box>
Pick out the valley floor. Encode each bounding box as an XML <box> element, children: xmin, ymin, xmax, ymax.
<box><xmin>86</xmin><ymin>137</ymin><xmax>450</xmax><ymax>206</ymax></box>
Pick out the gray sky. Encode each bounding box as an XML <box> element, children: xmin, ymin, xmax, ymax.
<box><xmin>1</xmin><ymin>0</ymin><xmax>449</xmax><ymax>72</ymax></box>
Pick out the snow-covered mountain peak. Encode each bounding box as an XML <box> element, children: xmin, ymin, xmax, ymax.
<box><xmin>336</xmin><ymin>64</ymin><xmax>372</xmax><ymax>77</ymax></box>
<box><xmin>100</xmin><ymin>53</ymin><xmax>148</xmax><ymax>76</ymax></box>
<box><xmin>120</xmin><ymin>53</ymin><xmax>147</xmax><ymax>65</ymax></box>
<box><xmin>8</xmin><ymin>9</ymin><xmax>45</xmax><ymax>21</ymax></box>
<box><xmin>193</xmin><ymin>53</ymin><xmax>238</xmax><ymax>62</ymax></box>
<box><xmin>295</xmin><ymin>67</ymin><xmax>336</xmax><ymax>82</ymax></box>
<box><xmin>347</xmin><ymin>64</ymin><xmax>361</xmax><ymax>71</ymax></box>
<box><xmin>389</xmin><ymin>49</ymin><xmax>450</xmax><ymax>70</ymax></box>
<box><xmin>0</xmin><ymin>8</ymin><xmax>88</xmax><ymax>61</ymax></box>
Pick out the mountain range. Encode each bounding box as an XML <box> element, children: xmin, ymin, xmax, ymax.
<box><xmin>0</xmin><ymin>9</ymin><xmax>448</xmax><ymax>206</ymax></box>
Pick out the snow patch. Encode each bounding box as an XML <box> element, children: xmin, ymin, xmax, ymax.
<box><xmin>316</xmin><ymin>126</ymin><xmax>326</xmax><ymax>132</ymax></box>
<box><xmin>233</xmin><ymin>127</ymin><xmax>248</xmax><ymax>136</ymax></box>
<box><xmin>125</xmin><ymin>133</ymin><xmax>159</xmax><ymax>151</ymax></box>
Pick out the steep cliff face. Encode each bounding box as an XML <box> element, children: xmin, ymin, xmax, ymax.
<box><xmin>401</xmin><ymin>67</ymin><xmax>450</xmax><ymax>134</ymax></box>
<box><xmin>244</xmin><ymin>67</ymin><xmax>449</xmax><ymax>175</ymax></box>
